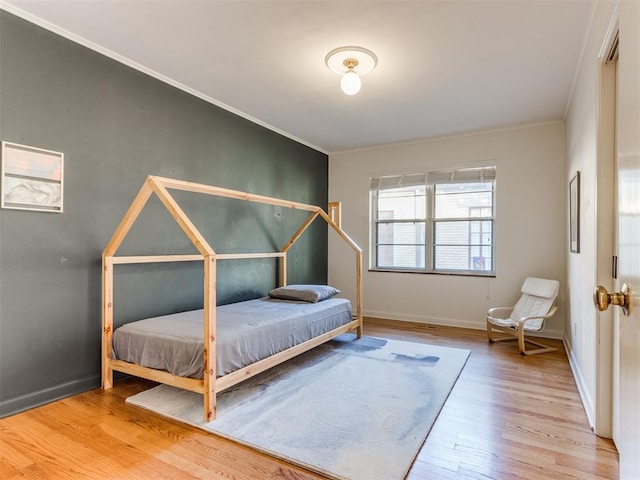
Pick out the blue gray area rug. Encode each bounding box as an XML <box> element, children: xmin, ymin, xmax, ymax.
<box><xmin>126</xmin><ymin>334</ymin><xmax>470</xmax><ymax>480</ymax></box>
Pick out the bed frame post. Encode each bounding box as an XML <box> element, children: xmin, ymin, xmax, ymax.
<box><xmin>203</xmin><ymin>254</ymin><xmax>217</xmax><ymax>422</ymax></box>
<box><xmin>279</xmin><ymin>255</ymin><xmax>287</xmax><ymax>287</ymax></box>
<box><xmin>333</xmin><ymin>200</ymin><xmax>363</xmax><ymax>338</ymax></box>
<box><xmin>356</xmin><ymin>250</ymin><xmax>363</xmax><ymax>339</ymax></box>
<box><xmin>328</xmin><ymin>202</ymin><xmax>342</xmax><ymax>228</ymax></box>
<box><xmin>102</xmin><ymin>255</ymin><xmax>114</xmax><ymax>389</ymax></box>
<box><xmin>318</xmin><ymin>207</ymin><xmax>364</xmax><ymax>339</ymax></box>
<box><xmin>102</xmin><ymin>180</ymin><xmax>154</xmax><ymax>391</ymax></box>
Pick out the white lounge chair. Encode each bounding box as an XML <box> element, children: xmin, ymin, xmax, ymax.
<box><xmin>487</xmin><ymin>277</ymin><xmax>559</xmax><ymax>355</ymax></box>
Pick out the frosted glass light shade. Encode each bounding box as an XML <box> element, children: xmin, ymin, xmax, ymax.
<box><xmin>325</xmin><ymin>46</ymin><xmax>377</xmax><ymax>96</ymax></box>
<box><xmin>341</xmin><ymin>70</ymin><xmax>361</xmax><ymax>95</ymax></box>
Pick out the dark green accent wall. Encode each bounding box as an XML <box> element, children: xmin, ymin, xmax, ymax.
<box><xmin>0</xmin><ymin>11</ymin><xmax>328</xmax><ymax>417</ymax></box>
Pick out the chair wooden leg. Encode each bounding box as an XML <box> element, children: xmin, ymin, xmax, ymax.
<box><xmin>520</xmin><ymin>337</ymin><xmax>558</xmax><ymax>355</ymax></box>
<box><xmin>518</xmin><ymin>327</ymin><xmax>526</xmax><ymax>354</ymax></box>
<box><xmin>487</xmin><ymin>320</ymin><xmax>519</xmax><ymax>343</ymax></box>
<box><xmin>488</xmin><ymin>320</ymin><xmax>557</xmax><ymax>355</ymax></box>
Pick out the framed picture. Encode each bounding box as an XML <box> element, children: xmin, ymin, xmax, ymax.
<box><xmin>1</xmin><ymin>141</ymin><xmax>64</xmax><ymax>212</ymax></box>
<box><xmin>570</xmin><ymin>171</ymin><xmax>580</xmax><ymax>253</ymax></box>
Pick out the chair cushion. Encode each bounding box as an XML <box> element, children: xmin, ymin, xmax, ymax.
<box><xmin>521</xmin><ymin>277</ymin><xmax>559</xmax><ymax>299</ymax></box>
<box><xmin>488</xmin><ymin>277</ymin><xmax>559</xmax><ymax>331</ymax></box>
<box><xmin>510</xmin><ymin>278</ymin><xmax>559</xmax><ymax>331</ymax></box>
<box><xmin>509</xmin><ymin>294</ymin><xmax>555</xmax><ymax>331</ymax></box>
<box><xmin>488</xmin><ymin>317</ymin><xmax>519</xmax><ymax>329</ymax></box>
<box><xmin>489</xmin><ymin>312</ymin><xmax>548</xmax><ymax>332</ymax></box>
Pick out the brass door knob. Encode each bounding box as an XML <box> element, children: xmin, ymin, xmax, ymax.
<box><xmin>593</xmin><ymin>283</ymin><xmax>632</xmax><ymax>316</ymax></box>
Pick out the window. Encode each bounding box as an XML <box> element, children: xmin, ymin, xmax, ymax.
<box><xmin>370</xmin><ymin>166</ymin><xmax>495</xmax><ymax>275</ymax></box>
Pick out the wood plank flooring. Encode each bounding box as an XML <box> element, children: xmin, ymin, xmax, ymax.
<box><xmin>0</xmin><ymin>319</ymin><xmax>618</xmax><ymax>479</ymax></box>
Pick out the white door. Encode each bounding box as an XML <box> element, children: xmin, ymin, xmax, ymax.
<box><xmin>612</xmin><ymin>2</ymin><xmax>640</xmax><ymax>478</ymax></box>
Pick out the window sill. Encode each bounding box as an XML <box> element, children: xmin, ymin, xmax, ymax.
<box><xmin>368</xmin><ymin>268</ymin><xmax>496</xmax><ymax>278</ymax></box>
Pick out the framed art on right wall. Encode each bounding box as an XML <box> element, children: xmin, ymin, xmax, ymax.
<box><xmin>570</xmin><ymin>171</ymin><xmax>580</xmax><ymax>253</ymax></box>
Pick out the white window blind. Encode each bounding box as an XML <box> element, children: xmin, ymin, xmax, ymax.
<box><xmin>370</xmin><ymin>166</ymin><xmax>496</xmax><ymax>190</ymax></box>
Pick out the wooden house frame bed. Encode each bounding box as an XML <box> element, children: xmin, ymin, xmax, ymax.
<box><xmin>102</xmin><ymin>176</ymin><xmax>362</xmax><ymax>421</ymax></box>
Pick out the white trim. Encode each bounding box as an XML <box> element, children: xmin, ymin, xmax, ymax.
<box><xmin>564</xmin><ymin>337</ymin><xmax>596</xmax><ymax>430</ymax></box>
<box><xmin>562</xmin><ymin>0</ymin><xmax>598</xmax><ymax>119</ymax></box>
<box><xmin>0</xmin><ymin>2</ymin><xmax>327</xmax><ymax>155</ymax></box>
<box><xmin>365</xmin><ymin>309</ymin><xmax>481</xmax><ymax>330</ymax></box>
<box><xmin>364</xmin><ymin>309</ymin><xmax>564</xmax><ymax>339</ymax></box>
<box><xmin>593</xmin><ymin>39</ymin><xmax>618</xmax><ymax>439</ymax></box>
<box><xmin>591</xmin><ymin>0</ymin><xmax>620</xmax><ymax>442</ymax></box>
<box><xmin>598</xmin><ymin>1</ymin><xmax>621</xmax><ymax>61</ymax></box>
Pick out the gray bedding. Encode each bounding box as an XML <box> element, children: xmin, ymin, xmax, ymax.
<box><xmin>112</xmin><ymin>297</ymin><xmax>352</xmax><ymax>378</ymax></box>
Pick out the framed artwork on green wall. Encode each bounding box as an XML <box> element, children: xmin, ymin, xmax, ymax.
<box><xmin>1</xmin><ymin>141</ymin><xmax>64</xmax><ymax>212</ymax></box>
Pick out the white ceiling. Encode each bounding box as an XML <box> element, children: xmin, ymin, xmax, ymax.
<box><xmin>2</xmin><ymin>1</ymin><xmax>594</xmax><ymax>153</ymax></box>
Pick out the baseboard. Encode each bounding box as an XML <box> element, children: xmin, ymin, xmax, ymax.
<box><xmin>364</xmin><ymin>309</ymin><xmax>564</xmax><ymax>339</ymax></box>
<box><xmin>0</xmin><ymin>375</ymin><xmax>99</xmax><ymax>418</ymax></box>
<box><xmin>563</xmin><ymin>336</ymin><xmax>595</xmax><ymax>430</ymax></box>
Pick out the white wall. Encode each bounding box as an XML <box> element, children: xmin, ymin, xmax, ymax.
<box><xmin>328</xmin><ymin>122</ymin><xmax>566</xmax><ymax>337</ymax></box>
<box><xmin>564</xmin><ymin>0</ymin><xmax>617</xmax><ymax>433</ymax></box>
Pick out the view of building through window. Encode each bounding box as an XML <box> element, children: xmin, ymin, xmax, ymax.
<box><xmin>377</xmin><ymin>186</ymin><xmax>426</xmax><ymax>269</ymax></box>
<box><xmin>372</xmin><ymin>169</ymin><xmax>495</xmax><ymax>274</ymax></box>
<box><xmin>434</xmin><ymin>182</ymin><xmax>493</xmax><ymax>271</ymax></box>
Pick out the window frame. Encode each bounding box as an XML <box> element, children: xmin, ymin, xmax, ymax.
<box><xmin>370</xmin><ymin>168</ymin><xmax>496</xmax><ymax>276</ymax></box>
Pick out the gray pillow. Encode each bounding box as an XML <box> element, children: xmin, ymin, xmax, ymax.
<box><xmin>268</xmin><ymin>284</ymin><xmax>340</xmax><ymax>303</ymax></box>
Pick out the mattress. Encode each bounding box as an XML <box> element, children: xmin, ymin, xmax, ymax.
<box><xmin>111</xmin><ymin>297</ymin><xmax>352</xmax><ymax>378</ymax></box>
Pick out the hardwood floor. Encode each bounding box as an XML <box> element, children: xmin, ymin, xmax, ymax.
<box><xmin>0</xmin><ymin>319</ymin><xmax>618</xmax><ymax>479</ymax></box>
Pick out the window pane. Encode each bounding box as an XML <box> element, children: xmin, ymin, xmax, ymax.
<box><xmin>469</xmin><ymin>221</ymin><xmax>493</xmax><ymax>246</ymax></box>
<box><xmin>435</xmin><ymin>182</ymin><xmax>493</xmax><ymax>194</ymax></box>
<box><xmin>471</xmin><ymin>246</ymin><xmax>493</xmax><ymax>271</ymax></box>
<box><xmin>377</xmin><ymin>222</ymin><xmax>425</xmax><ymax>245</ymax></box>
<box><xmin>435</xmin><ymin>221</ymin><xmax>492</xmax><ymax>245</ymax></box>
<box><xmin>434</xmin><ymin>183</ymin><xmax>493</xmax><ymax>219</ymax></box>
<box><xmin>434</xmin><ymin>245</ymin><xmax>493</xmax><ymax>271</ymax></box>
<box><xmin>434</xmin><ymin>221</ymin><xmax>467</xmax><ymax>245</ymax></box>
<box><xmin>376</xmin><ymin>221</ymin><xmax>426</xmax><ymax>269</ymax></box>
<box><xmin>377</xmin><ymin>245</ymin><xmax>426</xmax><ymax>269</ymax></box>
<box><xmin>377</xmin><ymin>186</ymin><xmax>426</xmax><ymax>220</ymax></box>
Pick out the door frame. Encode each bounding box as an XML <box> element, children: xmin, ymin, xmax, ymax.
<box><xmin>594</xmin><ymin>14</ymin><xmax>618</xmax><ymax>439</ymax></box>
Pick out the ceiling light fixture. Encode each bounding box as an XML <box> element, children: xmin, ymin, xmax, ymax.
<box><xmin>325</xmin><ymin>46</ymin><xmax>378</xmax><ymax>95</ymax></box>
